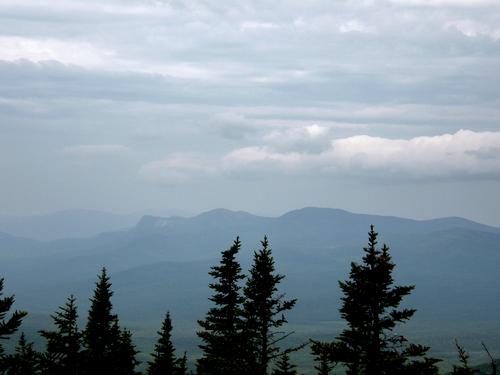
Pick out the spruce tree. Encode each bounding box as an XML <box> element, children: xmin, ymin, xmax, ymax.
<box><xmin>82</xmin><ymin>267</ymin><xmax>137</xmax><ymax>375</ymax></box>
<box><xmin>0</xmin><ymin>278</ymin><xmax>27</xmax><ymax>349</ymax></box>
<box><xmin>39</xmin><ymin>295</ymin><xmax>81</xmax><ymax>375</ymax></box>
<box><xmin>177</xmin><ymin>352</ymin><xmax>188</xmax><ymax>375</ymax></box>
<box><xmin>243</xmin><ymin>236</ymin><xmax>297</xmax><ymax>375</ymax></box>
<box><xmin>312</xmin><ymin>226</ymin><xmax>439</xmax><ymax>375</ymax></box>
<box><xmin>272</xmin><ymin>353</ymin><xmax>297</xmax><ymax>375</ymax></box>
<box><xmin>5</xmin><ymin>333</ymin><xmax>40</xmax><ymax>375</ymax></box>
<box><xmin>452</xmin><ymin>341</ymin><xmax>478</xmax><ymax>375</ymax></box>
<box><xmin>147</xmin><ymin>312</ymin><xmax>177</xmax><ymax>375</ymax></box>
<box><xmin>197</xmin><ymin>237</ymin><xmax>245</xmax><ymax>375</ymax></box>
<box><xmin>111</xmin><ymin>327</ymin><xmax>139</xmax><ymax>375</ymax></box>
<box><xmin>311</xmin><ymin>341</ymin><xmax>336</xmax><ymax>375</ymax></box>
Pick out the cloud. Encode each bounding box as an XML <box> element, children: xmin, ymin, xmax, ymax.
<box><xmin>0</xmin><ymin>37</ymin><xmax>115</xmax><ymax>68</ymax></box>
<box><xmin>63</xmin><ymin>144</ymin><xmax>128</xmax><ymax>157</ymax></box>
<box><xmin>262</xmin><ymin>124</ymin><xmax>330</xmax><ymax>152</ymax></box>
<box><xmin>444</xmin><ymin>20</ymin><xmax>500</xmax><ymax>40</ymax></box>
<box><xmin>326</xmin><ymin>129</ymin><xmax>500</xmax><ymax>178</ymax></box>
<box><xmin>240</xmin><ymin>21</ymin><xmax>280</xmax><ymax>32</ymax></box>
<box><xmin>139</xmin><ymin>153</ymin><xmax>220</xmax><ymax>185</ymax></box>
<box><xmin>338</xmin><ymin>20</ymin><xmax>372</xmax><ymax>34</ymax></box>
<box><xmin>388</xmin><ymin>0</ymin><xmax>497</xmax><ymax>6</ymax></box>
<box><xmin>140</xmin><ymin>130</ymin><xmax>500</xmax><ymax>183</ymax></box>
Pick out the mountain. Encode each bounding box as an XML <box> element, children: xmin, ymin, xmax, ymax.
<box><xmin>0</xmin><ymin>209</ymin><xmax>140</xmax><ymax>241</ymax></box>
<box><xmin>1</xmin><ymin>207</ymin><xmax>499</xmax><ymax>371</ymax></box>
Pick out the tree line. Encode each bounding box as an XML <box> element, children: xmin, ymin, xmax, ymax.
<box><xmin>0</xmin><ymin>226</ymin><xmax>497</xmax><ymax>374</ymax></box>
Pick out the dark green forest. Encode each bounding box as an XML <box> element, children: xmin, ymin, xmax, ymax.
<box><xmin>0</xmin><ymin>226</ymin><xmax>497</xmax><ymax>375</ymax></box>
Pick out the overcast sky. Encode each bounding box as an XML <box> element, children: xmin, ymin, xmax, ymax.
<box><xmin>1</xmin><ymin>0</ymin><xmax>500</xmax><ymax>225</ymax></box>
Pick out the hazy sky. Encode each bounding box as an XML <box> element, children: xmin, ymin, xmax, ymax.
<box><xmin>1</xmin><ymin>0</ymin><xmax>500</xmax><ymax>225</ymax></box>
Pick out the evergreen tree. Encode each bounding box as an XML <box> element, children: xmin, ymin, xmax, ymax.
<box><xmin>5</xmin><ymin>333</ymin><xmax>40</xmax><ymax>375</ymax></box>
<box><xmin>197</xmin><ymin>237</ymin><xmax>245</xmax><ymax>375</ymax></box>
<box><xmin>0</xmin><ymin>278</ymin><xmax>27</xmax><ymax>373</ymax></box>
<box><xmin>82</xmin><ymin>267</ymin><xmax>137</xmax><ymax>375</ymax></box>
<box><xmin>147</xmin><ymin>312</ymin><xmax>177</xmax><ymax>375</ymax></box>
<box><xmin>313</xmin><ymin>226</ymin><xmax>439</xmax><ymax>375</ymax></box>
<box><xmin>111</xmin><ymin>327</ymin><xmax>139</xmax><ymax>375</ymax></box>
<box><xmin>0</xmin><ymin>278</ymin><xmax>27</xmax><ymax>351</ymax></box>
<box><xmin>243</xmin><ymin>236</ymin><xmax>297</xmax><ymax>375</ymax></box>
<box><xmin>311</xmin><ymin>341</ymin><xmax>336</xmax><ymax>375</ymax></box>
<box><xmin>452</xmin><ymin>341</ymin><xmax>478</xmax><ymax>375</ymax></box>
<box><xmin>39</xmin><ymin>295</ymin><xmax>81</xmax><ymax>375</ymax></box>
<box><xmin>177</xmin><ymin>352</ymin><xmax>188</xmax><ymax>375</ymax></box>
<box><xmin>272</xmin><ymin>353</ymin><xmax>297</xmax><ymax>375</ymax></box>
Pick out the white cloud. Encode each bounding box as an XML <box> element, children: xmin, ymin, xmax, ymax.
<box><xmin>240</xmin><ymin>21</ymin><xmax>280</xmax><ymax>32</ymax></box>
<box><xmin>338</xmin><ymin>20</ymin><xmax>372</xmax><ymax>34</ymax></box>
<box><xmin>0</xmin><ymin>37</ymin><xmax>115</xmax><ymax>68</ymax></box>
<box><xmin>139</xmin><ymin>154</ymin><xmax>218</xmax><ymax>185</ymax></box>
<box><xmin>326</xmin><ymin>129</ymin><xmax>500</xmax><ymax>177</ymax></box>
<box><xmin>63</xmin><ymin>144</ymin><xmax>128</xmax><ymax>157</ymax></box>
<box><xmin>140</xmin><ymin>130</ymin><xmax>500</xmax><ymax>183</ymax></box>
<box><xmin>444</xmin><ymin>20</ymin><xmax>500</xmax><ymax>40</ymax></box>
<box><xmin>262</xmin><ymin>124</ymin><xmax>330</xmax><ymax>152</ymax></box>
<box><xmin>388</xmin><ymin>0</ymin><xmax>497</xmax><ymax>6</ymax></box>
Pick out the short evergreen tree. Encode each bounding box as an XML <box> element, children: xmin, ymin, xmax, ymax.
<box><xmin>452</xmin><ymin>341</ymin><xmax>478</xmax><ymax>375</ymax></box>
<box><xmin>111</xmin><ymin>327</ymin><xmax>139</xmax><ymax>375</ymax></box>
<box><xmin>311</xmin><ymin>341</ymin><xmax>336</xmax><ymax>375</ymax></box>
<box><xmin>313</xmin><ymin>226</ymin><xmax>439</xmax><ymax>375</ymax></box>
<box><xmin>82</xmin><ymin>267</ymin><xmax>137</xmax><ymax>375</ymax></box>
<box><xmin>197</xmin><ymin>237</ymin><xmax>245</xmax><ymax>375</ymax></box>
<box><xmin>272</xmin><ymin>353</ymin><xmax>297</xmax><ymax>375</ymax></box>
<box><xmin>177</xmin><ymin>352</ymin><xmax>188</xmax><ymax>375</ymax></box>
<box><xmin>5</xmin><ymin>333</ymin><xmax>40</xmax><ymax>375</ymax></box>
<box><xmin>243</xmin><ymin>236</ymin><xmax>297</xmax><ymax>375</ymax></box>
<box><xmin>147</xmin><ymin>312</ymin><xmax>177</xmax><ymax>375</ymax></box>
<box><xmin>39</xmin><ymin>295</ymin><xmax>81</xmax><ymax>375</ymax></box>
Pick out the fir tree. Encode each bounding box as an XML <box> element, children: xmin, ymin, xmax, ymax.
<box><xmin>82</xmin><ymin>267</ymin><xmax>137</xmax><ymax>375</ymax></box>
<box><xmin>0</xmin><ymin>278</ymin><xmax>27</xmax><ymax>350</ymax></box>
<box><xmin>452</xmin><ymin>341</ymin><xmax>478</xmax><ymax>375</ymax></box>
<box><xmin>147</xmin><ymin>312</ymin><xmax>177</xmax><ymax>375</ymax></box>
<box><xmin>313</xmin><ymin>226</ymin><xmax>439</xmax><ymax>375</ymax></box>
<box><xmin>0</xmin><ymin>278</ymin><xmax>27</xmax><ymax>373</ymax></box>
<box><xmin>243</xmin><ymin>236</ymin><xmax>297</xmax><ymax>375</ymax></box>
<box><xmin>272</xmin><ymin>353</ymin><xmax>297</xmax><ymax>375</ymax></box>
<box><xmin>111</xmin><ymin>327</ymin><xmax>139</xmax><ymax>375</ymax></box>
<box><xmin>39</xmin><ymin>295</ymin><xmax>81</xmax><ymax>375</ymax></box>
<box><xmin>197</xmin><ymin>237</ymin><xmax>245</xmax><ymax>375</ymax></box>
<box><xmin>5</xmin><ymin>333</ymin><xmax>40</xmax><ymax>375</ymax></box>
<box><xmin>177</xmin><ymin>352</ymin><xmax>188</xmax><ymax>375</ymax></box>
<box><xmin>311</xmin><ymin>341</ymin><xmax>336</xmax><ymax>375</ymax></box>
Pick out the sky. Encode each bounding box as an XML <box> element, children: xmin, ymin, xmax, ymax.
<box><xmin>1</xmin><ymin>0</ymin><xmax>500</xmax><ymax>226</ymax></box>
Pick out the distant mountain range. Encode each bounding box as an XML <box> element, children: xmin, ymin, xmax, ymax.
<box><xmin>0</xmin><ymin>208</ymin><xmax>191</xmax><ymax>241</ymax></box>
<box><xmin>1</xmin><ymin>207</ymin><xmax>499</xmax><ymax>370</ymax></box>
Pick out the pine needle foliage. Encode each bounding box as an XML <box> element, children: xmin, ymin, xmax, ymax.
<box><xmin>197</xmin><ymin>237</ymin><xmax>246</xmax><ymax>375</ymax></box>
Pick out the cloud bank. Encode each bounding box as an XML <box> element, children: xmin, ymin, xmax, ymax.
<box><xmin>140</xmin><ymin>130</ymin><xmax>500</xmax><ymax>184</ymax></box>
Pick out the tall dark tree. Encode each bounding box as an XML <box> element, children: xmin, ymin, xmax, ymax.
<box><xmin>5</xmin><ymin>333</ymin><xmax>40</xmax><ymax>375</ymax></box>
<box><xmin>197</xmin><ymin>237</ymin><xmax>245</xmax><ymax>375</ymax></box>
<box><xmin>312</xmin><ymin>226</ymin><xmax>439</xmax><ymax>375</ymax></box>
<box><xmin>243</xmin><ymin>236</ymin><xmax>297</xmax><ymax>375</ymax></box>
<box><xmin>272</xmin><ymin>353</ymin><xmax>297</xmax><ymax>375</ymax></box>
<box><xmin>0</xmin><ymin>278</ymin><xmax>27</xmax><ymax>352</ymax></box>
<box><xmin>82</xmin><ymin>267</ymin><xmax>137</xmax><ymax>375</ymax></box>
<box><xmin>39</xmin><ymin>295</ymin><xmax>81</xmax><ymax>375</ymax></box>
<box><xmin>0</xmin><ymin>278</ymin><xmax>27</xmax><ymax>373</ymax></box>
<box><xmin>147</xmin><ymin>312</ymin><xmax>178</xmax><ymax>375</ymax></box>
